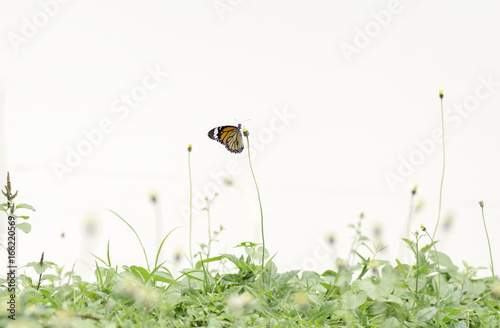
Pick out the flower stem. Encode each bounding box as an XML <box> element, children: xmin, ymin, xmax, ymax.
<box><xmin>404</xmin><ymin>186</ymin><xmax>417</xmax><ymax>261</ymax></box>
<box><xmin>423</xmin><ymin>227</ymin><xmax>441</xmax><ymax>326</ymax></box>
<box><xmin>432</xmin><ymin>94</ymin><xmax>446</xmax><ymax>241</ymax></box>
<box><xmin>244</xmin><ymin>132</ymin><xmax>265</xmax><ymax>272</ymax></box>
<box><xmin>188</xmin><ymin>145</ymin><xmax>193</xmax><ymax>267</ymax></box>
<box><xmin>414</xmin><ymin>234</ymin><xmax>419</xmax><ymax>309</ymax></box>
<box><xmin>207</xmin><ymin>206</ymin><xmax>212</xmax><ymax>260</ymax></box>
<box><xmin>479</xmin><ymin>202</ymin><xmax>495</xmax><ymax>285</ymax></box>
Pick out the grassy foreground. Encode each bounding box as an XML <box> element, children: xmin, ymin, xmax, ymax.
<box><xmin>1</xmin><ymin>163</ymin><xmax>499</xmax><ymax>327</ymax></box>
<box><xmin>0</xmin><ymin>211</ymin><xmax>499</xmax><ymax>327</ymax></box>
<box><xmin>1</xmin><ymin>92</ymin><xmax>499</xmax><ymax>327</ymax></box>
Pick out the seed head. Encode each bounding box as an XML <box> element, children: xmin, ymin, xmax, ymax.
<box><xmin>326</xmin><ymin>231</ymin><xmax>335</xmax><ymax>246</ymax></box>
<box><xmin>411</xmin><ymin>184</ymin><xmax>418</xmax><ymax>195</ymax></box>
<box><xmin>150</xmin><ymin>191</ymin><xmax>157</xmax><ymax>203</ymax></box>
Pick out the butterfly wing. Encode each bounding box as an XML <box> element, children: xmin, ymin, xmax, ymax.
<box><xmin>208</xmin><ymin>125</ymin><xmax>244</xmax><ymax>153</ymax></box>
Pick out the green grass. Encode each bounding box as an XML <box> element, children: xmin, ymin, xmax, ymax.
<box><xmin>1</xmin><ymin>183</ymin><xmax>500</xmax><ymax>327</ymax></box>
<box><xmin>0</xmin><ymin>214</ymin><xmax>499</xmax><ymax>327</ymax></box>
<box><xmin>1</xmin><ymin>93</ymin><xmax>499</xmax><ymax>327</ymax></box>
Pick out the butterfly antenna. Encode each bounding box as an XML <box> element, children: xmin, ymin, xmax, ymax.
<box><xmin>234</xmin><ymin>118</ymin><xmax>251</xmax><ymax>127</ymax></box>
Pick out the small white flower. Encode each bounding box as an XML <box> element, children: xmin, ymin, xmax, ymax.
<box><xmin>228</xmin><ymin>292</ymin><xmax>253</xmax><ymax>312</ymax></box>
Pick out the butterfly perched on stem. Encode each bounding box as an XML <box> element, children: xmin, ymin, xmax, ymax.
<box><xmin>208</xmin><ymin>124</ymin><xmax>244</xmax><ymax>153</ymax></box>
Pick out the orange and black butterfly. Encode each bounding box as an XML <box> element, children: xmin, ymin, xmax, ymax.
<box><xmin>208</xmin><ymin>123</ymin><xmax>244</xmax><ymax>153</ymax></box>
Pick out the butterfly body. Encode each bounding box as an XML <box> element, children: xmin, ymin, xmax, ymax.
<box><xmin>208</xmin><ymin>124</ymin><xmax>244</xmax><ymax>153</ymax></box>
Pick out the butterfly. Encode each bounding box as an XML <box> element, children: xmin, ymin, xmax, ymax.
<box><xmin>208</xmin><ymin>123</ymin><xmax>244</xmax><ymax>153</ymax></box>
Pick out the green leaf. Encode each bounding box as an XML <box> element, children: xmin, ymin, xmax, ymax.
<box><xmin>386</xmin><ymin>295</ymin><xmax>403</xmax><ymax>306</ymax></box>
<box><xmin>154</xmin><ymin>227</ymin><xmax>180</xmax><ymax>269</ymax></box>
<box><xmin>342</xmin><ymin>290</ymin><xmax>367</xmax><ymax>309</ymax></box>
<box><xmin>130</xmin><ymin>265</ymin><xmax>149</xmax><ymax>282</ymax></box>
<box><xmin>276</xmin><ymin>270</ymin><xmax>299</xmax><ymax>285</ymax></box>
<box><xmin>33</xmin><ymin>263</ymin><xmax>49</xmax><ymax>274</ymax></box>
<box><xmin>301</xmin><ymin>271</ymin><xmax>321</xmax><ymax>285</ymax></box>
<box><xmin>207</xmin><ymin>318</ymin><xmax>223</xmax><ymax>328</ymax></box>
<box><xmin>0</xmin><ymin>203</ymin><xmax>8</xmax><ymax>211</ymax></box>
<box><xmin>421</xmin><ymin>241</ymin><xmax>438</xmax><ymax>254</ymax></box>
<box><xmin>195</xmin><ymin>256</ymin><xmax>223</xmax><ymax>269</ymax></box>
<box><xmin>26</xmin><ymin>261</ymin><xmax>45</xmax><ymax>272</ymax></box>
<box><xmin>108</xmin><ymin>209</ymin><xmax>150</xmax><ymax>272</ymax></box>
<box><xmin>321</xmin><ymin>270</ymin><xmax>337</xmax><ymax>278</ymax></box>
<box><xmin>16</xmin><ymin>203</ymin><xmax>36</xmax><ymax>211</ymax></box>
<box><xmin>164</xmin><ymin>291</ymin><xmax>182</xmax><ymax>306</ymax></box>
<box><xmin>181</xmin><ymin>269</ymin><xmax>205</xmax><ymax>282</ymax></box>
<box><xmin>355</xmin><ymin>308</ymin><xmax>368</xmax><ymax>326</ymax></box>
<box><xmin>319</xmin><ymin>282</ymin><xmax>333</xmax><ymax>291</ymax></box>
<box><xmin>104</xmin><ymin>268</ymin><xmax>115</xmax><ymax>286</ymax></box>
<box><xmin>394</xmin><ymin>259</ymin><xmax>407</xmax><ymax>279</ymax></box>
<box><xmin>407</xmin><ymin>274</ymin><xmax>427</xmax><ymax>292</ymax></box>
<box><xmin>153</xmin><ymin>271</ymin><xmax>180</xmax><ymax>286</ymax></box>
<box><xmin>382</xmin><ymin>317</ymin><xmax>400</xmax><ymax>328</ymax></box>
<box><xmin>234</xmin><ymin>241</ymin><xmax>257</xmax><ymax>248</ymax></box>
<box><xmin>16</xmin><ymin>222</ymin><xmax>31</xmax><ymax>233</ymax></box>
<box><xmin>89</xmin><ymin>251</ymin><xmax>109</xmax><ymax>267</ymax></box>
<box><xmin>357</xmin><ymin>278</ymin><xmax>394</xmax><ymax>300</ymax></box>
<box><xmin>401</xmin><ymin>238</ymin><xmax>415</xmax><ymax>250</ymax></box>
<box><xmin>39</xmin><ymin>289</ymin><xmax>57</xmax><ymax>307</ymax></box>
<box><xmin>430</xmin><ymin>251</ymin><xmax>458</xmax><ymax>273</ymax></box>
<box><xmin>42</xmin><ymin>274</ymin><xmax>61</xmax><ymax>282</ymax></box>
<box><xmin>416</xmin><ymin>307</ymin><xmax>437</xmax><ymax>323</ymax></box>
<box><xmin>106</xmin><ymin>239</ymin><xmax>112</xmax><ymax>267</ymax></box>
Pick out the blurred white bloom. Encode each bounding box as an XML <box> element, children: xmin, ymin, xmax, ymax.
<box><xmin>293</xmin><ymin>291</ymin><xmax>311</xmax><ymax>311</ymax></box>
<box><xmin>228</xmin><ymin>292</ymin><xmax>253</xmax><ymax>312</ymax></box>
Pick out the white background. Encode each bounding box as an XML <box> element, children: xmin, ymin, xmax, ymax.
<box><xmin>1</xmin><ymin>0</ymin><xmax>499</xmax><ymax>280</ymax></box>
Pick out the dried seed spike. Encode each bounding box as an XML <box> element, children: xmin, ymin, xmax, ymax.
<box><xmin>2</xmin><ymin>172</ymin><xmax>18</xmax><ymax>202</ymax></box>
<box><xmin>6</xmin><ymin>172</ymin><xmax>11</xmax><ymax>190</ymax></box>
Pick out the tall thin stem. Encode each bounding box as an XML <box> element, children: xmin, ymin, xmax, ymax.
<box><xmin>413</xmin><ymin>234</ymin><xmax>419</xmax><ymax>310</ymax></box>
<box><xmin>243</xmin><ymin>130</ymin><xmax>265</xmax><ymax>271</ymax></box>
<box><xmin>207</xmin><ymin>206</ymin><xmax>212</xmax><ymax>260</ymax></box>
<box><xmin>479</xmin><ymin>201</ymin><xmax>495</xmax><ymax>284</ymax></box>
<box><xmin>404</xmin><ymin>186</ymin><xmax>417</xmax><ymax>262</ymax></box>
<box><xmin>423</xmin><ymin>226</ymin><xmax>441</xmax><ymax>326</ymax></box>
<box><xmin>188</xmin><ymin>145</ymin><xmax>193</xmax><ymax>267</ymax></box>
<box><xmin>432</xmin><ymin>92</ymin><xmax>446</xmax><ymax>241</ymax></box>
